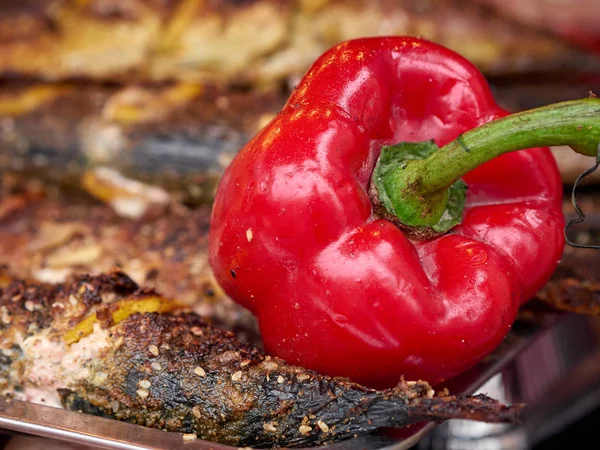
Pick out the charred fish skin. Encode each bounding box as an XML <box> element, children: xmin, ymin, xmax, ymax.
<box><xmin>0</xmin><ymin>271</ymin><xmax>520</xmax><ymax>448</ymax></box>
<box><xmin>59</xmin><ymin>313</ymin><xmax>520</xmax><ymax>447</ymax></box>
<box><xmin>0</xmin><ymin>0</ymin><xmax>596</xmax><ymax>84</ymax></box>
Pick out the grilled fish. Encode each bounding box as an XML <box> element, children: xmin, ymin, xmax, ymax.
<box><xmin>0</xmin><ymin>174</ymin><xmax>258</xmax><ymax>340</ymax></box>
<box><xmin>3</xmin><ymin>78</ymin><xmax>600</xmax><ymax>206</ymax></box>
<box><xmin>0</xmin><ymin>0</ymin><xmax>596</xmax><ymax>86</ymax></box>
<box><xmin>0</xmin><ymin>81</ymin><xmax>282</xmax><ymax>206</ymax></box>
<box><xmin>0</xmin><ymin>270</ymin><xmax>520</xmax><ymax>447</ymax></box>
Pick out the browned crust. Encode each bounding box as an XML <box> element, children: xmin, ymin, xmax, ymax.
<box><xmin>0</xmin><ymin>176</ymin><xmax>258</xmax><ymax>339</ymax></box>
<box><xmin>531</xmin><ymin>208</ymin><xmax>600</xmax><ymax>315</ymax></box>
<box><xmin>536</xmin><ymin>277</ymin><xmax>600</xmax><ymax>315</ymax></box>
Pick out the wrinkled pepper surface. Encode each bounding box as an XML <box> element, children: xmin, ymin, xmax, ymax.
<box><xmin>209</xmin><ymin>37</ymin><xmax>600</xmax><ymax>388</ymax></box>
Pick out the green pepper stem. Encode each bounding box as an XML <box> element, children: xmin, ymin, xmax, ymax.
<box><xmin>413</xmin><ymin>98</ymin><xmax>600</xmax><ymax>194</ymax></box>
<box><xmin>380</xmin><ymin>98</ymin><xmax>600</xmax><ymax>236</ymax></box>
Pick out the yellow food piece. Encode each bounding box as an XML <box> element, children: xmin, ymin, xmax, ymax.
<box><xmin>0</xmin><ymin>85</ymin><xmax>71</xmax><ymax>117</ymax></box>
<box><xmin>0</xmin><ymin>274</ymin><xmax>11</xmax><ymax>288</ymax></box>
<box><xmin>64</xmin><ymin>296</ymin><xmax>178</xmax><ymax>345</ymax></box>
<box><xmin>103</xmin><ymin>82</ymin><xmax>203</xmax><ymax>124</ymax></box>
<box><xmin>156</xmin><ymin>0</ymin><xmax>204</xmax><ymax>54</ymax></box>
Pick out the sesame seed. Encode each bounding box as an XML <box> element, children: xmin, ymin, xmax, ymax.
<box><xmin>194</xmin><ymin>367</ymin><xmax>206</xmax><ymax>377</ymax></box>
<box><xmin>151</xmin><ymin>362</ymin><xmax>162</xmax><ymax>371</ymax></box>
<box><xmin>246</xmin><ymin>228</ymin><xmax>253</xmax><ymax>242</ymax></box>
<box><xmin>94</xmin><ymin>372</ymin><xmax>107</xmax><ymax>383</ymax></box>
<box><xmin>182</xmin><ymin>433</ymin><xmax>197</xmax><ymax>441</ymax></box>
<box><xmin>148</xmin><ymin>345</ymin><xmax>159</xmax><ymax>357</ymax></box>
<box><xmin>136</xmin><ymin>389</ymin><xmax>149</xmax><ymax>399</ymax></box>
<box><xmin>297</xmin><ymin>373</ymin><xmax>310</xmax><ymax>382</ymax></box>
<box><xmin>1</xmin><ymin>349</ymin><xmax>13</xmax><ymax>357</ymax></box>
<box><xmin>114</xmin><ymin>336</ymin><xmax>124</xmax><ymax>348</ymax></box>
<box><xmin>317</xmin><ymin>421</ymin><xmax>329</xmax><ymax>433</ymax></box>
<box><xmin>139</xmin><ymin>379</ymin><xmax>151</xmax><ymax>389</ymax></box>
<box><xmin>277</xmin><ymin>376</ymin><xmax>284</xmax><ymax>384</ymax></box>
<box><xmin>190</xmin><ymin>326</ymin><xmax>203</xmax><ymax>336</ymax></box>
<box><xmin>240</xmin><ymin>360</ymin><xmax>251</xmax><ymax>367</ymax></box>
<box><xmin>262</xmin><ymin>361</ymin><xmax>278</xmax><ymax>371</ymax></box>
<box><xmin>308</xmin><ymin>414</ymin><xmax>316</xmax><ymax>419</ymax></box>
<box><xmin>231</xmin><ymin>371</ymin><xmax>243</xmax><ymax>382</ymax></box>
<box><xmin>24</xmin><ymin>301</ymin><xmax>34</xmax><ymax>312</ymax></box>
<box><xmin>299</xmin><ymin>425</ymin><xmax>312</xmax><ymax>435</ymax></box>
<box><xmin>426</xmin><ymin>389</ymin><xmax>435</xmax><ymax>398</ymax></box>
<box><xmin>263</xmin><ymin>423</ymin><xmax>277</xmax><ymax>433</ymax></box>
<box><xmin>0</xmin><ymin>307</ymin><xmax>11</xmax><ymax>325</ymax></box>
<box><xmin>406</xmin><ymin>381</ymin><xmax>417</xmax><ymax>386</ymax></box>
<box><xmin>192</xmin><ymin>406</ymin><xmax>201</xmax><ymax>419</ymax></box>
<box><xmin>111</xmin><ymin>400</ymin><xmax>120</xmax><ymax>412</ymax></box>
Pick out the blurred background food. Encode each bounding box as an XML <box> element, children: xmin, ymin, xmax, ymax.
<box><xmin>0</xmin><ymin>0</ymin><xmax>594</xmax><ymax>84</ymax></box>
<box><xmin>472</xmin><ymin>0</ymin><xmax>600</xmax><ymax>54</ymax></box>
<box><xmin>1</xmin><ymin>0</ymin><xmax>600</xmax><ymax>203</ymax></box>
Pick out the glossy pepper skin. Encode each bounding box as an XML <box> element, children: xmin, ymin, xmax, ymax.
<box><xmin>209</xmin><ymin>37</ymin><xmax>564</xmax><ymax>389</ymax></box>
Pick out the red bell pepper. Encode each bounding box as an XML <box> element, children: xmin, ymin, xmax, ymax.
<box><xmin>209</xmin><ymin>37</ymin><xmax>600</xmax><ymax>388</ymax></box>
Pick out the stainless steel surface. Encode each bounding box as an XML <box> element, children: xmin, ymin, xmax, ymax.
<box><xmin>420</xmin><ymin>314</ymin><xmax>600</xmax><ymax>450</ymax></box>
<box><xmin>0</xmin><ymin>304</ymin><xmax>565</xmax><ymax>450</ymax></box>
<box><xmin>0</xmin><ymin>396</ymin><xmax>427</xmax><ymax>450</ymax></box>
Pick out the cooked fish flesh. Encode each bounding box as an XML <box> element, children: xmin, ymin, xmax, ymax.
<box><xmin>0</xmin><ymin>0</ymin><xmax>596</xmax><ymax>87</ymax></box>
<box><xmin>0</xmin><ymin>175</ymin><xmax>258</xmax><ymax>340</ymax></box>
<box><xmin>0</xmin><ymin>270</ymin><xmax>520</xmax><ymax>447</ymax></box>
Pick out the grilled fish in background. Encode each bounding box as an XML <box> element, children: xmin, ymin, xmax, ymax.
<box><xmin>2</xmin><ymin>173</ymin><xmax>599</xmax><ymax>333</ymax></box>
<box><xmin>0</xmin><ymin>0</ymin><xmax>595</xmax><ymax>85</ymax></box>
<box><xmin>0</xmin><ymin>82</ymin><xmax>282</xmax><ymax>207</ymax></box>
<box><xmin>0</xmin><ymin>269</ymin><xmax>521</xmax><ymax>448</ymax></box>
<box><xmin>0</xmin><ymin>174</ymin><xmax>259</xmax><ymax>341</ymax></box>
<box><xmin>2</xmin><ymin>1</ymin><xmax>600</xmax><ymax>198</ymax></box>
<box><xmin>2</xmin><ymin>77</ymin><xmax>600</xmax><ymax>210</ymax></box>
